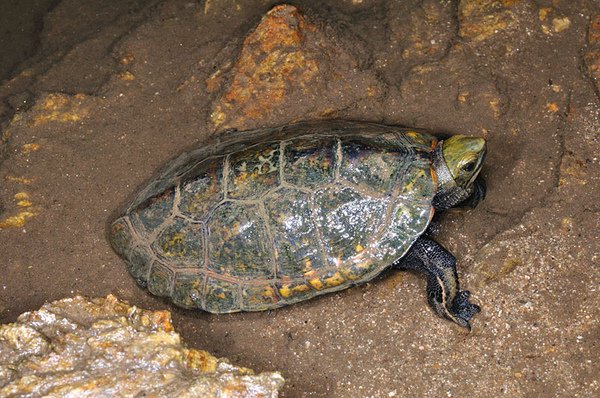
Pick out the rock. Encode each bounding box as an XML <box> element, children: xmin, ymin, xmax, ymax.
<box><xmin>584</xmin><ymin>14</ymin><xmax>600</xmax><ymax>92</ymax></box>
<box><xmin>0</xmin><ymin>295</ymin><xmax>284</xmax><ymax>397</ymax></box>
<box><xmin>208</xmin><ymin>4</ymin><xmax>381</xmax><ymax>130</ymax></box>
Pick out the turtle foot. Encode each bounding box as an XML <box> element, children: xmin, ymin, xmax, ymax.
<box><xmin>449</xmin><ymin>290</ymin><xmax>480</xmax><ymax>330</ymax></box>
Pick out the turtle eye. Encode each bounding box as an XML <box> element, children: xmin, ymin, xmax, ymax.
<box><xmin>462</xmin><ymin>160</ymin><xmax>476</xmax><ymax>173</ymax></box>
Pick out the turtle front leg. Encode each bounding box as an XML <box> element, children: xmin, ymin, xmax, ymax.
<box><xmin>457</xmin><ymin>175</ymin><xmax>486</xmax><ymax>209</ymax></box>
<box><xmin>393</xmin><ymin>237</ymin><xmax>480</xmax><ymax>330</ymax></box>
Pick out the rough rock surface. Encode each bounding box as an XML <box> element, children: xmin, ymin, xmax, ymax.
<box><xmin>0</xmin><ymin>1</ymin><xmax>598</xmax><ymax>397</ymax></box>
<box><xmin>0</xmin><ymin>295</ymin><xmax>283</xmax><ymax>397</ymax></box>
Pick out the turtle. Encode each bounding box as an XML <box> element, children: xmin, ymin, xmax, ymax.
<box><xmin>109</xmin><ymin>120</ymin><xmax>487</xmax><ymax>329</ymax></box>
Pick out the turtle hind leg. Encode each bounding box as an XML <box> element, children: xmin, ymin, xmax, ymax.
<box><xmin>393</xmin><ymin>236</ymin><xmax>480</xmax><ymax>330</ymax></box>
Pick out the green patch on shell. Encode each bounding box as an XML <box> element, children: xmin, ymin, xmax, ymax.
<box><xmin>340</xmin><ymin>141</ymin><xmax>410</xmax><ymax>196</ymax></box>
<box><xmin>398</xmin><ymin>166</ymin><xmax>435</xmax><ymax>200</ymax></box>
<box><xmin>204</xmin><ymin>277</ymin><xmax>239</xmax><ymax>313</ymax></box>
<box><xmin>241</xmin><ymin>283</ymin><xmax>279</xmax><ymax>311</ymax></box>
<box><xmin>110</xmin><ymin>218</ymin><xmax>133</xmax><ymax>257</ymax></box>
<box><xmin>132</xmin><ymin>188</ymin><xmax>175</xmax><ymax>233</ymax></box>
<box><xmin>207</xmin><ymin>202</ymin><xmax>273</xmax><ymax>279</ymax></box>
<box><xmin>128</xmin><ymin>246</ymin><xmax>153</xmax><ymax>281</ymax></box>
<box><xmin>171</xmin><ymin>273</ymin><xmax>205</xmax><ymax>308</ymax></box>
<box><xmin>153</xmin><ymin>218</ymin><xmax>204</xmax><ymax>267</ymax></box>
<box><xmin>227</xmin><ymin>143</ymin><xmax>280</xmax><ymax>199</ymax></box>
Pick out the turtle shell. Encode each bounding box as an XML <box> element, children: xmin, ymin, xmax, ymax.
<box><xmin>110</xmin><ymin>121</ymin><xmax>438</xmax><ymax>313</ymax></box>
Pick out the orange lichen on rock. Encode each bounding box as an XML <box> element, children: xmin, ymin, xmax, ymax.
<box><xmin>0</xmin><ymin>295</ymin><xmax>284</xmax><ymax>396</ymax></box>
<box><xmin>20</xmin><ymin>143</ymin><xmax>40</xmax><ymax>154</ymax></box>
<box><xmin>0</xmin><ymin>192</ymin><xmax>39</xmax><ymax>229</ymax></box>
<box><xmin>459</xmin><ymin>0</ymin><xmax>520</xmax><ymax>42</ymax></box>
<box><xmin>4</xmin><ymin>175</ymin><xmax>36</xmax><ymax>184</ymax></box>
<box><xmin>210</xmin><ymin>5</ymin><xmax>318</xmax><ymax>128</ymax></box>
<box><xmin>30</xmin><ymin>93</ymin><xmax>90</xmax><ymax>126</ymax></box>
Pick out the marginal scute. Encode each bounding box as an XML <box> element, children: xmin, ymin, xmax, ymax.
<box><xmin>264</xmin><ymin>187</ymin><xmax>325</xmax><ymax>278</ymax></box>
<box><xmin>207</xmin><ymin>202</ymin><xmax>273</xmax><ymax>279</ymax></box>
<box><xmin>241</xmin><ymin>283</ymin><xmax>279</xmax><ymax>311</ymax></box>
<box><xmin>276</xmin><ymin>280</ymin><xmax>315</xmax><ymax>304</ymax></box>
<box><xmin>128</xmin><ymin>246</ymin><xmax>153</xmax><ymax>282</ymax></box>
<box><xmin>376</xmin><ymin>202</ymin><xmax>432</xmax><ymax>262</ymax></box>
<box><xmin>204</xmin><ymin>277</ymin><xmax>240</xmax><ymax>313</ymax></box>
<box><xmin>147</xmin><ymin>261</ymin><xmax>174</xmax><ymax>297</ymax></box>
<box><xmin>171</xmin><ymin>273</ymin><xmax>205</xmax><ymax>309</ymax></box>
<box><xmin>110</xmin><ymin>218</ymin><xmax>133</xmax><ymax>257</ymax></box>
<box><xmin>227</xmin><ymin>142</ymin><xmax>280</xmax><ymax>199</ymax></box>
<box><xmin>399</xmin><ymin>166</ymin><xmax>436</xmax><ymax>200</ymax></box>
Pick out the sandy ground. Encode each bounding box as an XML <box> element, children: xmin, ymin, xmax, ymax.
<box><xmin>1</xmin><ymin>0</ymin><xmax>599</xmax><ymax>396</ymax></box>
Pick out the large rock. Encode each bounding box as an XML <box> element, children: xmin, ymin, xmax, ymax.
<box><xmin>0</xmin><ymin>295</ymin><xmax>283</xmax><ymax>397</ymax></box>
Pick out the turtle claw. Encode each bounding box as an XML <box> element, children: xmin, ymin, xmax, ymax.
<box><xmin>450</xmin><ymin>290</ymin><xmax>480</xmax><ymax>330</ymax></box>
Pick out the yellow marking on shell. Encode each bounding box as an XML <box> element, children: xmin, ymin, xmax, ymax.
<box><xmin>308</xmin><ymin>277</ymin><xmax>324</xmax><ymax>290</ymax></box>
<box><xmin>302</xmin><ymin>259</ymin><xmax>312</xmax><ymax>273</ymax></box>
<box><xmin>262</xmin><ymin>286</ymin><xmax>276</xmax><ymax>298</ymax></box>
<box><xmin>279</xmin><ymin>285</ymin><xmax>291</xmax><ymax>298</ymax></box>
<box><xmin>355</xmin><ymin>244</ymin><xmax>364</xmax><ymax>253</ymax></box>
<box><xmin>162</xmin><ymin>232</ymin><xmax>185</xmax><ymax>256</ymax></box>
<box><xmin>17</xmin><ymin>200</ymin><xmax>33</xmax><ymax>207</ymax></box>
<box><xmin>293</xmin><ymin>284</ymin><xmax>310</xmax><ymax>293</ymax></box>
<box><xmin>279</xmin><ymin>283</ymin><xmax>310</xmax><ymax>298</ymax></box>
<box><xmin>323</xmin><ymin>272</ymin><xmax>345</xmax><ymax>288</ymax></box>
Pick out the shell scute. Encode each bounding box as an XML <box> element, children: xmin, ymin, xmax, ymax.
<box><xmin>171</xmin><ymin>273</ymin><xmax>205</xmax><ymax>309</ymax></box>
<box><xmin>178</xmin><ymin>158</ymin><xmax>225</xmax><ymax>220</ymax></box>
<box><xmin>207</xmin><ymin>202</ymin><xmax>273</xmax><ymax>279</ymax></box>
<box><xmin>204</xmin><ymin>277</ymin><xmax>240</xmax><ymax>313</ymax></box>
<box><xmin>241</xmin><ymin>283</ymin><xmax>279</xmax><ymax>311</ymax></box>
<box><xmin>283</xmin><ymin>137</ymin><xmax>337</xmax><ymax>188</ymax></box>
<box><xmin>264</xmin><ymin>187</ymin><xmax>325</xmax><ymax>279</ymax></box>
<box><xmin>110</xmin><ymin>218</ymin><xmax>134</xmax><ymax>258</ymax></box>
<box><xmin>127</xmin><ymin>246</ymin><xmax>153</xmax><ymax>282</ymax></box>
<box><xmin>147</xmin><ymin>261</ymin><xmax>174</xmax><ymax>297</ymax></box>
<box><xmin>153</xmin><ymin>217</ymin><xmax>204</xmax><ymax>267</ymax></box>
<box><xmin>314</xmin><ymin>186</ymin><xmax>387</xmax><ymax>267</ymax></box>
<box><xmin>227</xmin><ymin>142</ymin><xmax>280</xmax><ymax>199</ymax></box>
<box><xmin>339</xmin><ymin>140</ymin><xmax>410</xmax><ymax>196</ymax></box>
<box><xmin>131</xmin><ymin>187</ymin><xmax>175</xmax><ymax>234</ymax></box>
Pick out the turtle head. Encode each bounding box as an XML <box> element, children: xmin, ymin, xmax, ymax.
<box><xmin>433</xmin><ymin>135</ymin><xmax>487</xmax><ymax>210</ymax></box>
<box><xmin>441</xmin><ymin>135</ymin><xmax>486</xmax><ymax>189</ymax></box>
